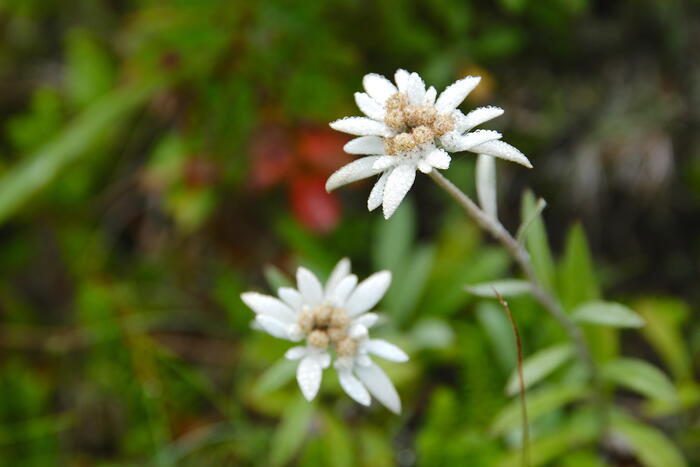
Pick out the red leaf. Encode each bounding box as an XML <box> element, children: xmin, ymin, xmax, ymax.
<box><xmin>249</xmin><ymin>125</ymin><xmax>295</xmax><ymax>190</ymax></box>
<box><xmin>290</xmin><ymin>176</ymin><xmax>341</xmax><ymax>234</ymax></box>
<box><xmin>296</xmin><ymin>126</ymin><xmax>351</xmax><ymax>174</ymax></box>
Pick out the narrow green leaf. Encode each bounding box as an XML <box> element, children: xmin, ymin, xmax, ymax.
<box><xmin>385</xmin><ymin>244</ymin><xmax>434</xmax><ymax>324</ymax></box>
<box><xmin>519</xmin><ymin>191</ymin><xmax>555</xmax><ymax>290</ymax></box>
<box><xmin>612</xmin><ymin>417</ymin><xmax>687</xmax><ymax>467</ymax></box>
<box><xmin>572</xmin><ymin>301</ymin><xmax>645</xmax><ymax>328</ymax></box>
<box><xmin>0</xmin><ymin>82</ymin><xmax>157</xmax><ymax>225</ymax></box>
<box><xmin>264</xmin><ymin>265</ymin><xmax>293</xmax><ymax>291</ymax></box>
<box><xmin>491</xmin><ymin>384</ymin><xmax>586</xmax><ymax>436</ymax></box>
<box><xmin>269</xmin><ymin>396</ymin><xmax>315</xmax><ymax>467</ymax></box>
<box><xmin>372</xmin><ymin>198</ymin><xmax>415</xmax><ymax>271</ymax></box>
<box><xmin>516</xmin><ymin>196</ymin><xmax>547</xmax><ymax>244</ymax></box>
<box><xmin>476</xmin><ymin>301</ymin><xmax>517</xmax><ymax>372</ymax></box>
<box><xmin>254</xmin><ymin>358</ymin><xmax>297</xmax><ymax>396</ymax></box>
<box><xmin>559</xmin><ymin>223</ymin><xmax>600</xmax><ymax>311</ymax></box>
<box><xmin>465</xmin><ymin>279</ymin><xmax>531</xmax><ymax>298</ymax></box>
<box><xmin>321</xmin><ymin>412</ymin><xmax>354</xmax><ymax>467</ymax></box>
<box><xmin>506</xmin><ymin>344</ymin><xmax>573</xmax><ymax>396</ymax></box>
<box><xmin>603</xmin><ymin>358</ymin><xmax>677</xmax><ymax>403</ymax></box>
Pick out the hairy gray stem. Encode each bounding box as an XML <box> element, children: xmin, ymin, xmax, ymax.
<box><xmin>428</xmin><ymin>169</ymin><xmax>606</xmax><ymax>431</ymax></box>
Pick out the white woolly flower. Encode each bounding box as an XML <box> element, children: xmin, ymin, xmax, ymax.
<box><xmin>241</xmin><ymin>259</ymin><xmax>408</xmax><ymax>413</ymax></box>
<box><xmin>327</xmin><ymin>69</ymin><xmax>532</xmax><ymax>218</ymax></box>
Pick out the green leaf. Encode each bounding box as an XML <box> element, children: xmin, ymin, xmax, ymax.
<box><xmin>321</xmin><ymin>412</ymin><xmax>354</xmax><ymax>467</ymax></box>
<box><xmin>516</xmin><ymin>196</ymin><xmax>547</xmax><ymax>244</ymax></box>
<box><xmin>465</xmin><ymin>279</ymin><xmax>531</xmax><ymax>298</ymax></box>
<box><xmin>519</xmin><ymin>191</ymin><xmax>555</xmax><ymax>291</ymax></box>
<box><xmin>559</xmin><ymin>223</ymin><xmax>600</xmax><ymax>311</ymax></box>
<box><xmin>571</xmin><ymin>301</ymin><xmax>645</xmax><ymax>328</ymax></box>
<box><xmin>385</xmin><ymin>244</ymin><xmax>434</xmax><ymax>324</ymax></box>
<box><xmin>506</xmin><ymin>344</ymin><xmax>573</xmax><ymax>396</ymax></box>
<box><xmin>264</xmin><ymin>265</ymin><xmax>293</xmax><ymax>291</ymax></box>
<box><xmin>254</xmin><ymin>358</ymin><xmax>297</xmax><ymax>396</ymax></box>
<box><xmin>603</xmin><ymin>358</ymin><xmax>677</xmax><ymax>403</ymax></box>
<box><xmin>491</xmin><ymin>383</ymin><xmax>586</xmax><ymax>436</ymax></box>
<box><xmin>409</xmin><ymin>318</ymin><xmax>456</xmax><ymax>350</ymax></box>
<box><xmin>611</xmin><ymin>417</ymin><xmax>687</xmax><ymax>467</ymax></box>
<box><xmin>476</xmin><ymin>302</ymin><xmax>517</xmax><ymax>372</ymax></box>
<box><xmin>0</xmin><ymin>82</ymin><xmax>156</xmax><ymax>225</ymax></box>
<box><xmin>269</xmin><ymin>396</ymin><xmax>315</xmax><ymax>467</ymax></box>
<box><xmin>65</xmin><ymin>29</ymin><xmax>116</xmax><ymax>107</ymax></box>
<box><xmin>372</xmin><ymin>198</ymin><xmax>415</xmax><ymax>271</ymax></box>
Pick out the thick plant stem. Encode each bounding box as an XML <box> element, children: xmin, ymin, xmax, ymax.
<box><xmin>428</xmin><ymin>169</ymin><xmax>607</xmax><ymax>432</ymax></box>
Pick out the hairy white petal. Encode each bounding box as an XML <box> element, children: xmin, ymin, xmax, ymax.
<box><xmin>241</xmin><ymin>292</ymin><xmax>296</xmax><ymax>323</ymax></box>
<box><xmin>330</xmin><ymin>117</ymin><xmax>390</xmax><ymax>137</ymax></box>
<box><xmin>382</xmin><ymin>163</ymin><xmax>416</xmax><ymax>219</ymax></box>
<box><xmin>476</xmin><ymin>154</ymin><xmax>498</xmax><ymax>218</ymax></box>
<box><xmin>325</xmin><ymin>258</ymin><xmax>351</xmax><ymax>297</ymax></box>
<box><xmin>256</xmin><ymin>315</ymin><xmax>292</xmax><ymax>340</ymax></box>
<box><xmin>315</xmin><ymin>352</ymin><xmax>331</xmax><ymax>369</ymax></box>
<box><xmin>424</xmin><ymin>86</ymin><xmax>437</xmax><ymax>105</ymax></box>
<box><xmin>394</xmin><ymin>69</ymin><xmax>410</xmax><ymax>93</ymax></box>
<box><xmin>353</xmin><ymin>312</ymin><xmax>379</xmax><ymax>329</ymax></box>
<box><xmin>285</xmin><ymin>346</ymin><xmax>308</xmax><ymax>360</ymax></box>
<box><xmin>417</xmin><ymin>161</ymin><xmax>432</xmax><ymax>174</ymax></box>
<box><xmin>443</xmin><ymin>129</ymin><xmax>502</xmax><ymax>152</ymax></box>
<box><xmin>297</xmin><ymin>356</ymin><xmax>323</xmax><ymax>401</ymax></box>
<box><xmin>458</xmin><ymin>106</ymin><xmax>504</xmax><ymax>133</ymax></box>
<box><xmin>368</xmin><ymin>170</ymin><xmax>390</xmax><ymax>212</ymax></box>
<box><xmin>326</xmin><ymin>156</ymin><xmax>385</xmax><ymax>191</ymax></box>
<box><xmin>348</xmin><ymin>323</ymin><xmax>369</xmax><ymax>340</ymax></box>
<box><xmin>338</xmin><ymin>369</ymin><xmax>371</xmax><ymax>406</ymax></box>
<box><xmin>470</xmin><ymin>140</ymin><xmax>532</xmax><ymax>168</ymax></box>
<box><xmin>344</xmin><ymin>136</ymin><xmax>385</xmax><ymax>155</ymax></box>
<box><xmin>354</xmin><ymin>92</ymin><xmax>386</xmax><ymax>120</ymax></box>
<box><xmin>331</xmin><ymin>274</ymin><xmax>358</xmax><ymax>306</ymax></box>
<box><xmin>426</xmin><ymin>148</ymin><xmax>451</xmax><ymax>170</ymax></box>
<box><xmin>363</xmin><ymin>73</ymin><xmax>398</xmax><ymax>104</ymax></box>
<box><xmin>297</xmin><ymin>267</ymin><xmax>324</xmax><ymax>306</ymax></box>
<box><xmin>366</xmin><ymin>339</ymin><xmax>409</xmax><ymax>362</ymax></box>
<box><xmin>435</xmin><ymin>76</ymin><xmax>481</xmax><ymax>113</ymax></box>
<box><xmin>356</xmin><ymin>363</ymin><xmax>401</xmax><ymax>414</ymax></box>
<box><xmin>346</xmin><ymin>270</ymin><xmax>392</xmax><ymax>316</ymax></box>
<box><xmin>406</xmin><ymin>72</ymin><xmax>426</xmax><ymax>105</ymax></box>
<box><xmin>372</xmin><ymin>155</ymin><xmax>397</xmax><ymax>171</ymax></box>
<box><xmin>277</xmin><ymin>287</ymin><xmax>303</xmax><ymax>312</ymax></box>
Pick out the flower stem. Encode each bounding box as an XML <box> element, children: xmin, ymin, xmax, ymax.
<box><xmin>428</xmin><ymin>169</ymin><xmax>607</xmax><ymax>433</ymax></box>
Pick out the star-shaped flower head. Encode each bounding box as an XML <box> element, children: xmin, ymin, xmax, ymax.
<box><xmin>241</xmin><ymin>259</ymin><xmax>408</xmax><ymax>413</ymax></box>
<box><xmin>327</xmin><ymin>69</ymin><xmax>532</xmax><ymax>218</ymax></box>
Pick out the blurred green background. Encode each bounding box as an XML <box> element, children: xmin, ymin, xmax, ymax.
<box><xmin>1</xmin><ymin>0</ymin><xmax>699</xmax><ymax>465</ymax></box>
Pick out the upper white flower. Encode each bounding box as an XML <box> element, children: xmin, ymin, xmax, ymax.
<box><xmin>327</xmin><ymin>69</ymin><xmax>532</xmax><ymax>218</ymax></box>
<box><xmin>241</xmin><ymin>258</ymin><xmax>408</xmax><ymax>413</ymax></box>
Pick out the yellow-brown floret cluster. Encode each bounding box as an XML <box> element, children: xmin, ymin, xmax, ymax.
<box><xmin>383</xmin><ymin>93</ymin><xmax>454</xmax><ymax>155</ymax></box>
<box><xmin>297</xmin><ymin>305</ymin><xmax>358</xmax><ymax>357</ymax></box>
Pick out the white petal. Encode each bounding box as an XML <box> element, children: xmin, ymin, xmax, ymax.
<box><xmin>372</xmin><ymin>155</ymin><xmax>396</xmax><ymax>171</ymax></box>
<box><xmin>345</xmin><ymin>270</ymin><xmax>392</xmax><ymax>316</ymax></box>
<box><xmin>330</xmin><ymin>117</ymin><xmax>390</xmax><ymax>137</ymax></box>
<box><xmin>297</xmin><ymin>356</ymin><xmax>323</xmax><ymax>401</ymax></box>
<box><xmin>241</xmin><ymin>292</ymin><xmax>296</xmax><ymax>323</ymax></box>
<box><xmin>394</xmin><ymin>69</ymin><xmax>410</xmax><ymax>93</ymax></box>
<box><xmin>382</xmin><ymin>163</ymin><xmax>416</xmax><ymax>219</ymax></box>
<box><xmin>325</xmin><ymin>258</ymin><xmax>351</xmax><ymax>296</ymax></box>
<box><xmin>435</xmin><ymin>76</ymin><xmax>481</xmax><ymax>113</ymax></box>
<box><xmin>349</xmin><ymin>323</ymin><xmax>369</xmax><ymax>339</ymax></box>
<box><xmin>471</xmin><ymin>140</ymin><xmax>532</xmax><ymax>168</ymax></box>
<box><xmin>476</xmin><ymin>154</ymin><xmax>497</xmax><ymax>218</ymax></box>
<box><xmin>255</xmin><ymin>315</ymin><xmax>293</xmax><ymax>340</ymax></box>
<box><xmin>344</xmin><ymin>136</ymin><xmax>385</xmax><ymax>155</ymax></box>
<box><xmin>424</xmin><ymin>86</ymin><xmax>437</xmax><ymax>105</ymax></box>
<box><xmin>330</xmin><ymin>274</ymin><xmax>358</xmax><ymax>306</ymax></box>
<box><xmin>417</xmin><ymin>161</ymin><xmax>432</xmax><ymax>174</ymax></box>
<box><xmin>363</xmin><ymin>73</ymin><xmax>398</xmax><ymax>104</ymax></box>
<box><xmin>366</xmin><ymin>339</ymin><xmax>409</xmax><ymax>362</ymax></box>
<box><xmin>312</xmin><ymin>351</ymin><xmax>331</xmax><ymax>369</ymax></box>
<box><xmin>278</xmin><ymin>287</ymin><xmax>303</xmax><ymax>312</ymax></box>
<box><xmin>285</xmin><ymin>346</ymin><xmax>308</xmax><ymax>360</ymax></box>
<box><xmin>441</xmin><ymin>129</ymin><xmax>501</xmax><ymax>152</ymax></box>
<box><xmin>338</xmin><ymin>369</ymin><xmax>371</xmax><ymax>406</ymax></box>
<box><xmin>426</xmin><ymin>148</ymin><xmax>451</xmax><ymax>170</ymax></box>
<box><xmin>356</xmin><ymin>362</ymin><xmax>401</xmax><ymax>414</ymax></box>
<box><xmin>353</xmin><ymin>312</ymin><xmax>379</xmax><ymax>329</ymax></box>
<box><xmin>297</xmin><ymin>267</ymin><xmax>324</xmax><ymax>306</ymax></box>
<box><xmin>354</xmin><ymin>92</ymin><xmax>386</xmax><ymax>121</ymax></box>
<box><xmin>368</xmin><ymin>170</ymin><xmax>390</xmax><ymax>212</ymax></box>
<box><xmin>457</xmin><ymin>106</ymin><xmax>504</xmax><ymax>133</ymax></box>
<box><xmin>326</xmin><ymin>156</ymin><xmax>385</xmax><ymax>191</ymax></box>
<box><xmin>406</xmin><ymin>72</ymin><xmax>426</xmax><ymax>105</ymax></box>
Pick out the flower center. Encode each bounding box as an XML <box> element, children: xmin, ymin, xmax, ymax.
<box><xmin>383</xmin><ymin>92</ymin><xmax>455</xmax><ymax>155</ymax></box>
<box><xmin>297</xmin><ymin>305</ymin><xmax>354</xmax><ymax>352</ymax></box>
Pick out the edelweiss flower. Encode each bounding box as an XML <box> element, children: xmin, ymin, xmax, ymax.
<box><xmin>241</xmin><ymin>259</ymin><xmax>408</xmax><ymax>413</ymax></box>
<box><xmin>327</xmin><ymin>69</ymin><xmax>532</xmax><ymax>218</ymax></box>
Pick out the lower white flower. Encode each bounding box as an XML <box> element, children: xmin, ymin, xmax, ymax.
<box><xmin>327</xmin><ymin>69</ymin><xmax>531</xmax><ymax>219</ymax></box>
<box><xmin>241</xmin><ymin>258</ymin><xmax>407</xmax><ymax>412</ymax></box>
